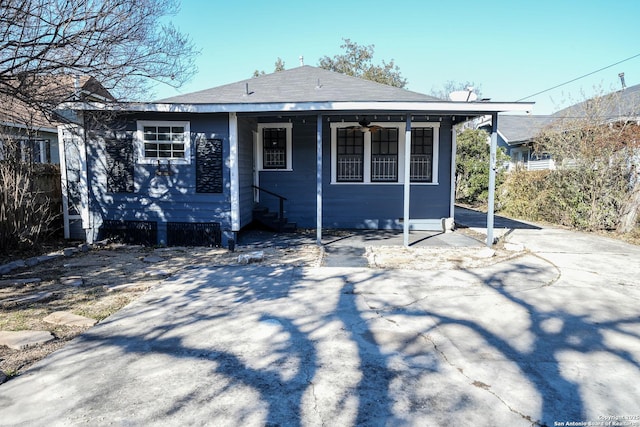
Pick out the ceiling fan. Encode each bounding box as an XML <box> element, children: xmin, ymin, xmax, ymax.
<box><xmin>345</xmin><ymin>117</ymin><xmax>384</xmax><ymax>133</ymax></box>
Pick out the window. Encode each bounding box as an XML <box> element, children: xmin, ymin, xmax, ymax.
<box><xmin>410</xmin><ymin>128</ymin><xmax>433</xmax><ymax>182</ymax></box>
<box><xmin>331</xmin><ymin>122</ymin><xmax>439</xmax><ymax>184</ymax></box>
<box><xmin>20</xmin><ymin>139</ymin><xmax>51</xmax><ymax>163</ymax></box>
<box><xmin>263</xmin><ymin>128</ymin><xmax>287</xmax><ymax>169</ymax></box>
<box><xmin>136</xmin><ymin>121</ymin><xmax>190</xmax><ymax>164</ymax></box>
<box><xmin>336</xmin><ymin>128</ymin><xmax>364</xmax><ymax>182</ymax></box>
<box><xmin>371</xmin><ymin>128</ymin><xmax>398</xmax><ymax>182</ymax></box>
<box><xmin>257</xmin><ymin>123</ymin><xmax>293</xmax><ymax>170</ymax></box>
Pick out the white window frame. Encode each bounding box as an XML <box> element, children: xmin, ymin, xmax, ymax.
<box><xmin>257</xmin><ymin>123</ymin><xmax>293</xmax><ymax>171</ymax></box>
<box><xmin>135</xmin><ymin>120</ymin><xmax>191</xmax><ymax>165</ymax></box>
<box><xmin>20</xmin><ymin>138</ymin><xmax>50</xmax><ymax>163</ymax></box>
<box><xmin>330</xmin><ymin>122</ymin><xmax>439</xmax><ymax>185</ymax></box>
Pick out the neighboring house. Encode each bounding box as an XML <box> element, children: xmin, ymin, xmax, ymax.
<box><xmin>476</xmin><ymin>115</ymin><xmax>555</xmax><ymax>171</ymax></box>
<box><xmin>0</xmin><ymin>75</ymin><xmax>115</xmax><ymax>164</ymax></box>
<box><xmin>59</xmin><ymin>65</ymin><xmax>530</xmax><ymax>247</ymax></box>
<box><xmin>475</xmin><ymin>82</ymin><xmax>640</xmax><ymax>172</ymax></box>
<box><xmin>0</xmin><ymin>95</ymin><xmax>60</xmax><ymax>163</ymax></box>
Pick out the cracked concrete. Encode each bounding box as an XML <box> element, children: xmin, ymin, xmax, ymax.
<box><xmin>1</xmin><ymin>223</ymin><xmax>640</xmax><ymax>426</ymax></box>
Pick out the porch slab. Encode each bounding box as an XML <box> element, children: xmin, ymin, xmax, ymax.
<box><xmin>238</xmin><ymin>229</ymin><xmax>482</xmax><ymax>250</ymax></box>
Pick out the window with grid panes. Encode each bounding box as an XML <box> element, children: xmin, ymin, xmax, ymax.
<box><xmin>262</xmin><ymin>128</ymin><xmax>287</xmax><ymax>169</ymax></box>
<box><xmin>336</xmin><ymin>129</ymin><xmax>364</xmax><ymax>182</ymax></box>
<box><xmin>371</xmin><ymin>128</ymin><xmax>398</xmax><ymax>182</ymax></box>
<box><xmin>137</xmin><ymin>121</ymin><xmax>190</xmax><ymax>164</ymax></box>
<box><xmin>410</xmin><ymin>128</ymin><xmax>434</xmax><ymax>182</ymax></box>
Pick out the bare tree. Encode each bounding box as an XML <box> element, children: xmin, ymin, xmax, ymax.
<box><xmin>0</xmin><ymin>0</ymin><xmax>198</xmax><ymax>110</ymax></box>
<box><xmin>1</xmin><ymin>0</ymin><xmax>197</xmax><ymax>253</ymax></box>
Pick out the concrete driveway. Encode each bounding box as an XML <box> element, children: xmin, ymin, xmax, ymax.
<box><xmin>1</xmin><ymin>224</ymin><xmax>640</xmax><ymax>426</ymax></box>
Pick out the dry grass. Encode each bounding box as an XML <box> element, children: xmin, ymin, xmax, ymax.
<box><xmin>0</xmin><ymin>242</ymin><xmax>322</xmax><ymax>379</ymax></box>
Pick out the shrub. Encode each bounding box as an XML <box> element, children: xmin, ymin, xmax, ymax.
<box><xmin>0</xmin><ymin>139</ymin><xmax>61</xmax><ymax>254</ymax></box>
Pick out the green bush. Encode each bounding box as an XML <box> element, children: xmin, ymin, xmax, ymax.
<box><xmin>498</xmin><ymin>166</ymin><xmax>629</xmax><ymax>231</ymax></box>
<box><xmin>455</xmin><ymin>129</ymin><xmax>508</xmax><ymax>206</ymax></box>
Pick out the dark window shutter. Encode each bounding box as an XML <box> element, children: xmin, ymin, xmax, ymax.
<box><xmin>105</xmin><ymin>135</ymin><xmax>134</xmax><ymax>193</ymax></box>
<box><xmin>196</xmin><ymin>138</ymin><xmax>223</xmax><ymax>193</ymax></box>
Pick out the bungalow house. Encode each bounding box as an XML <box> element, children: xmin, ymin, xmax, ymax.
<box><xmin>58</xmin><ymin>66</ymin><xmax>531</xmax><ymax>247</ymax></box>
<box><xmin>475</xmin><ymin>114</ymin><xmax>555</xmax><ymax>171</ymax></box>
<box><xmin>0</xmin><ymin>95</ymin><xmax>60</xmax><ymax>164</ymax></box>
<box><xmin>474</xmin><ymin>82</ymin><xmax>640</xmax><ymax>172</ymax></box>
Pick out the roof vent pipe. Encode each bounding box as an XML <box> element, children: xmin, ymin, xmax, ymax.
<box><xmin>619</xmin><ymin>72</ymin><xmax>626</xmax><ymax>90</ymax></box>
<box><xmin>299</xmin><ymin>55</ymin><xmax>304</xmax><ymax>66</ymax></box>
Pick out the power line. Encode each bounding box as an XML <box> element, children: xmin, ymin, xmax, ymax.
<box><xmin>515</xmin><ymin>52</ymin><xmax>640</xmax><ymax>101</ymax></box>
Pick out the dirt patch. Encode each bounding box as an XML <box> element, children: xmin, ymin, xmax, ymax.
<box><xmin>365</xmin><ymin>245</ymin><xmax>524</xmax><ymax>270</ymax></box>
<box><xmin>0</xmin><ymin>242</ymin><xmax>321</xmax><ymax>380</ymax></box>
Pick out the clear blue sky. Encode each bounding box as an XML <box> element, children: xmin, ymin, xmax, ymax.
<box><xmin>153</xmin><ymin>0</ymin><xmax>640</xmax><ymax>115</ymax></box>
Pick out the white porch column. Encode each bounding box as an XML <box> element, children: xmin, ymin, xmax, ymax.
<box><xmin>486</xmin><ymin>113</ymin><xmax>498</xmax><ymax>246</ymax></box>
<box><xmin>58</xmin><ymin>122</ymin><xmax>88</xmax><ymax>241</ymax></box>
<box><xmin>403</xmin><ymin>116</ymin><xmax>412</xmax><ymax>247</ymax></box>
<box><xmin>316</xmin><ymin>114</ymin><xmax>323</xmax><ymax>245</ymax></box>
<box><xmin>449</xmin><ymin>126</ymin><xmax>457</xmax><ymax>219</ymax></box>
<box><xmin>229</xmin><ymin>112</ymin><xmax>240</xmax><ymax>233</ymax></box>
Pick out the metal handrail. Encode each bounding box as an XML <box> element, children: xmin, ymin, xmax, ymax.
<box><xmin>252</xmin><ymin>185</ymin><xmax>287</xmax><ymax>222</ymax></box>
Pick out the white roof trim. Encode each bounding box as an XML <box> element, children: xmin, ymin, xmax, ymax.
<box><xmin>60</xmin><ymin>100</ymin><xmax>534</xmax><ymax>115</ymax></box>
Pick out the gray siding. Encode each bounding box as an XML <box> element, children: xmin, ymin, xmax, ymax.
<box><xmin>85</xmin><ymin>112</ymin><xmax>232</xmax><ymax>245</ymax></box>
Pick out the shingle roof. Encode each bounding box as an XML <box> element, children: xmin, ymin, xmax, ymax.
<box><xmin>552</xmin><ymin>83</ymin><xmax>640</xmax><ymax>121</ymax></box>
<box><xmin>1</xmin><ymin>75</ymin><xmax>115</xmax><ymax>130</ymax></box>
<box><xmin>157</xmin><ymin>65</ymin><xmax>441</xmax><ymax>104</ymax></box>
<box><xmin>0</xmin><ymin>94</ymin><xmax>55</xmax><ymax>130</ymax></box>
<box><xmin>491</xmin><ymin>83</ymin><xmax>640</xmax><ymax>144</ymax></box>
<box><xmin>497</xmin><ymin>115</ymin><xmax>555</xmax><ymax>144</ymax></box>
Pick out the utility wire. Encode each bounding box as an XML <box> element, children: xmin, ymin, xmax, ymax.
<box><xmin>515</xmin><ymin>52</ymin><xmax>640</xmax><ymax>101</ymax></box>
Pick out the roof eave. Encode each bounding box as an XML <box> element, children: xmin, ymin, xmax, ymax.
<box><xmin>0</xmin><ymin>120</ymin><xmax>58</xmax><ymax>134</ymax></box>
<box><xmin>60</xmin><ymin>100</ymin><xmax>534</xmax><ymax>115</ymax></box>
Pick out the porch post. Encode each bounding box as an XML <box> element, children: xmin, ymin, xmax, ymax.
<box><xmin>58</xmin><ymin>126</ymin><xmax>71</xmax><ymax>239</ymax></box>
<box><xmin>449</xmin><ymin>126</ymin><xmax>457</xmax><ymax>219</ymax></box>
<box><xmin>403</xmin><ymin>115</ymin><xmax>412</xmax><ymax>247</ymax></box>
<box><xmin>316</xmin><ymin>114</ymin><xmax>323</xmax><ymax>245</ymax></box>
<box><xmin>487</xmin><ymin>113</ymin><xmax>498</xmax><ymax>246</ymax></box>
<box><xmin>229</xmin><ymin>112</ymin><xmax>240</xmax><ymax>234</ymax></box>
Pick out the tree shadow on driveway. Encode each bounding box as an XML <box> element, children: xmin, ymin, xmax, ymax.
<box><xmin>1</xmin><ymin>261</ymin><xmax>639</xmax><ymax>426</ymax></box>
<box><xmin>375</xmin><ymin>261</ymin><xmax>640</xmax><ymax>425</ymax></box>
